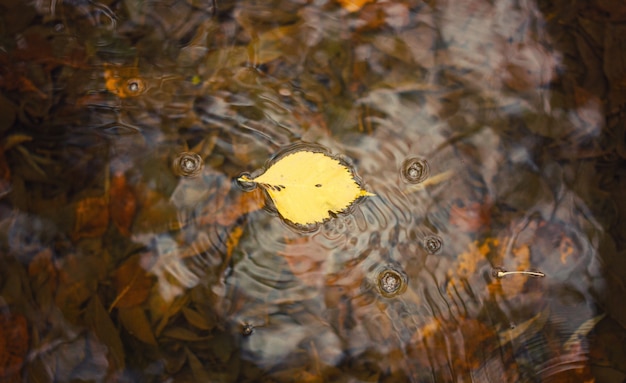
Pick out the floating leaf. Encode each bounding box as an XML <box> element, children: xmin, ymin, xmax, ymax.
<box><xmin>239</xmin><ymin>150</ymin><xmax>374</xmax><ymax>226</ymax></box>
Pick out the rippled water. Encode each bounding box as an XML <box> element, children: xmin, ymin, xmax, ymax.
<box><xmin>1</xmin><ymin>0</ymin><xmax>625</xmax><ymax>382</ymax></box>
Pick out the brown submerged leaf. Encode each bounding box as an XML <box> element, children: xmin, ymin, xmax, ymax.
<box><xmin>449</xmin><ymin>199</ymin><xmax>492</xmax><ymax>233</ymax></box>
<box><xmin>110</xmin><ymin>255</ymin><xmax>154</xmax><ymax>310</ymax></box>
<box><xmin>73</xmin><ymin>196</ymin><xmax>109</xmax><ymax>241</ymax></box>
<box><xmin>55</xmin><ymin>253</ymin><xmax>106</xmax><ymax>323</ymax></box>
<box><xmin>335</xmin><ymin>0</ymin><xmax>374</xmax><ymax>13</ymax></box>
<box><xmin>104</xmin><ymin>65</ymin><xmax>146</xmax><ymax>98</ymax></box>
<box><xmin>216</xmin><ymin>188</ymin><xmax>264</xmax><ymax>227</ymax></box>
<box><xmin>185</xmin><ymin>348</ymin><xmax>211</xmax><ymax>382</ymax></box>
<box><xmin>28</xmin><ymin>249</ymin><xmax>58</xmax><ymax>314</ymax></box>
<box><xmin>149</xmin><ymin>293</ymin><xmax>189</xmax><ymax>337</ymax></box>
<box><xmin>118</xmin><ymin>306</ymin><xmax>158</xmax><ymax>346</ymax></box>
<box><xmin>85</xmin><ymin>296</ymin><xmax>125</xmax><ymax>371</ymax></box>
<box><xmin>0</xmin><ymin>311</ymin><xmax>29</xmax><ymax>381</ymax></box>
<box><xmin>161</xmin><ymin>327</ymin><xmax>211</xmax><ymax>341</ymax></box>
<box><xmin>497</xmin><ymin>245</ymin><xmax>532</xmax><ymax>298</ymax></box>
<box><xmin>182</xmin><ymin>307</ymin><xmax>214</xmax><ymax>331</ymax></box>
<box><xmin>109</xmin><ymin>172</ymin><xmax>137</xmax><ymax>237</ymax></box>
<box><xmin>0</xmin><ymin>151</ymin><xmax>11</xmax><ymax>198</ymax></box>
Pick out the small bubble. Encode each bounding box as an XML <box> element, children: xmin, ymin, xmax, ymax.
<box><xmin>424</xmin><ymin>235</ymin><xmax>443</xmax><ymax>254</ymax></box>
<box><xmin>172</xmin><ymin>152</ymin><xmax>203</xmax><ymax>177</ymax></box>
<box><xmin>126</xmin><ymin>78</ymin><xmax>145</xmax><ymax>96</ymax></box>
<box><xmin>242</xmin><ymin>323</ymin><xmax>254</xmax><ymax>336</ymax></box>
<box><xmin>377</xmin><ymin>269</ymin><xmax>406</xmax><ymax>298</ymax></box>
<box><xmin>401</xmin><ymin>158</ymin><xmax>430</xmax><ymax>184</ymax></box>
<box><xmin>381</xmin><ymin>273</ymin><xmax>400</xmax><ymax>293</ymax></box>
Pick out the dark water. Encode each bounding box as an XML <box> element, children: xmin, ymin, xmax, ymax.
<box><xmin>1</xmin><ymin>0</ymin><xmax>625</xmax><ymax>382</ymax></box>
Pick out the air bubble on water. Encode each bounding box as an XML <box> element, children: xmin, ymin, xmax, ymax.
<box><xmin>242</xmin><ymin>323</ymin><xmax>254</xmax><ymax>336</ymax></box>
<box><xmin>401</xmin><ymin>158</ymin><xmax>430</xmax><ymax>184</ymax></box>
<box><xmin>126</xmin><ymin>78</ymin><xmax>145</xmax><ymax>95</ymax></box>
<box><xmin>377</xmin><ymin>269</ymin><xmax>407</xmax><ymax>298</ymax></box>
<box><xmin>381</xmin><ymin>273</ymin><xmax>400</xmax><ymax>293</ymax></box>
<box><xmin>423</xmin><ymin>235</ymin><xmax>443</xmax><ymax>254</ymax></box>
<box><xmin>172</xmin><ymin>152</ymin><xmax>203</xmax><ymax>177</ymax></box>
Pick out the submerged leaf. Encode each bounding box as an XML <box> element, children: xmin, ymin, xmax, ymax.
<box><xmin>563</xmin><ymin>313</ymin><xmax>606</xmax><ymax>351</ymax></box>
<box><xmin>73</xmin><ymin>196</ymin><xmax>109</xmax><ymax>240</ymax></box>
<box><xmin>109</xmin><ymin>172</ymin><xmax>136</xmax><ymax>237</ymax></box>
<box><xmin>239</xmin><ymin>150</ymin><xmax>374</xmax><ymax>226</ymax></box>
<box><xmin>185</xmin><ymin>347</ymin><xmax>211</xmax><ymax>382</ymax></box>
<box><xmin>104</xmin><ymin>65</ymin><xmax>146</xmax><ymax>98</ymax></box>
<box><xmin>498</xmin><ymin>310</ymin><xmax>549</xmax><ymax>346</ymax></box>
<box><xmin>118</xmin><ymin>306</ymin><xmax>157</xmax><ymax>345</ymax></box>
<box><xmin>110</xmin><ymin>255</ymin><xmax>153</xmax><ymax>310</ymax></box>
<box><xmin>0</xmin><ymin>311</ymin><xmax>29</xmax><ymax>380</ymax></box>
<box><xmin>85</xmin><ymin>296</ymin><xmax>125</xmax><ymax>371</ymax></box>
<box><xmin>182</xmin><ymin>307</ymin><xmax>214</xmax><ymax>331</ymax></box>
<box><xmin>336</xmin><ymin>0</ymin><xmax>374</xmax><ymax>13</ymax></box>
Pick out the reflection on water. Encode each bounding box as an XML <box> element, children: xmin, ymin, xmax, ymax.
<box><xmin>0</xmin><ymin>0</ymin><xmax>625</xmax><ymax>381</ymax></box>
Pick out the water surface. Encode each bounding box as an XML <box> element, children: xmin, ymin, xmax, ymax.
<box><xmin>0</xmin><ymin>0</ymin><xmax>625</xmax><ymax>382</ymax></box>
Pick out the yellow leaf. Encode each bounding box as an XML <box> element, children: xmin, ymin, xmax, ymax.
<box><xmin>239</xmin><ymin>150</ymin><xmax>374</xmax><ymax>226</ymax></box>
